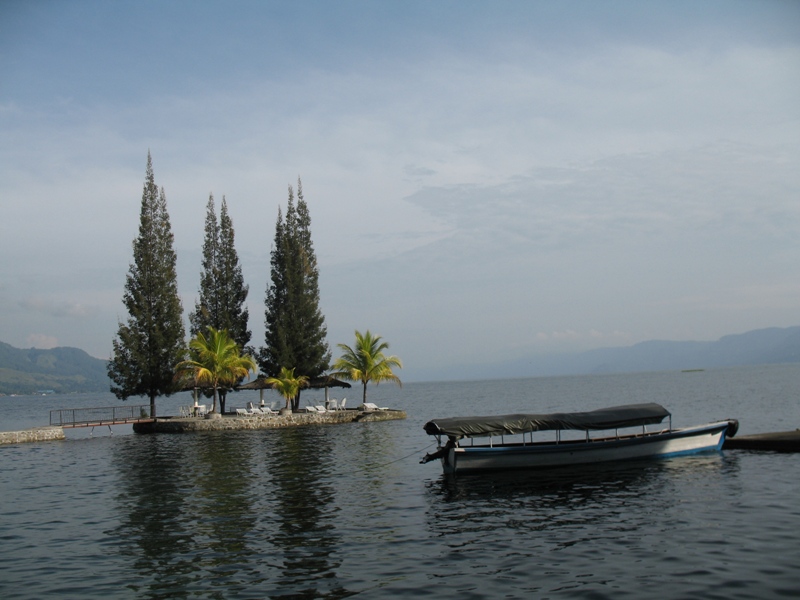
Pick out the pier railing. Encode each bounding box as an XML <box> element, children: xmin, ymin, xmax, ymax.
<box><xmin>50</xmin><ymin>405</ymin><xmax>155</xmax><ymax>428</ymax></box>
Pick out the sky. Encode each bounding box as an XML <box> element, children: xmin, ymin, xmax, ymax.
<box><xmin>1</xmin><ymin>0</ymin><xmax>799</xmax><ymax>382</ymax></box>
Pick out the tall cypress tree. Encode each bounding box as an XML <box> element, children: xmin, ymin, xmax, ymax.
<box><xmin>261</xmin><ymin>197</ymin><xmax>292</xmax><ymax>376</ymax></box>
<box><xmin>189</xmin><ymin>195</ymin><xmax>251</xmax><ymax>413</ymax></box>
<box><xmin>108</xmin><ymin>152</ymin><xmax>185</xmax><ymax>416</ymax></box>
<box><xmin>217</xmin><ymin>196</ymin><xmax>251</xmax><ymax>349</ymax></box>
<box><xmin>293</xmin><ymin>179</ymin><xmax>330</xmax><ymax>378</ymax></box>
<box><xmin>189</xmin><ymin>195</ymin><xmax>220</xmax><ymax>337</ymax></box>
<box><xmin>189</xmin><ymin>194</ymin><xmax>251</xmax><ymax>348</ymax></box>
<box><xmin>261</xmin><ymin>178</ymin><xmax>330</xmax><ymax>410</ymax></box>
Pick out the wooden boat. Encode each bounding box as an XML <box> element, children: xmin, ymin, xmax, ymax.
<box><xmin>421</xmin><ymin>403</ymin><xmax>738</xmax><ymax>475</ymax></box>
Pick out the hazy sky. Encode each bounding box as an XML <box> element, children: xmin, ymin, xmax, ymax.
<box><xmin>1</xmin><ymin>1</ymin><xmax>799</xmax><ymax>381</ymax></box>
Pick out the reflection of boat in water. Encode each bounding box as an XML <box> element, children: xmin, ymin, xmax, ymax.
<box><xmin>421</xmin><ymin>403</ymin><xmax>738</xmax><ymax>475</ymax></box>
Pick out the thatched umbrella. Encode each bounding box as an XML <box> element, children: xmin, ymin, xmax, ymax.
<box><xmin>236</xmin><ymin>376</ymin><xmax>272</xmax><ymax>406</ymax></box>
<box><xmin>236</xmin><ymin>375</ymin><xmax>351</xmax><ymax>407</ymax></box>
<box><xmin>306</xmin><ymin>376</ymin><xmax>352</xmax><ymax>407</ymax></box>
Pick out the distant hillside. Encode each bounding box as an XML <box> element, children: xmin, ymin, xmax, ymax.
<box><xmin>420</xmin><ymin>326</ymin><xmax>800</xmax><ymax>382</ymax></box>
<box><xmin>566</xmin><ymin>326</ymin><xmax>800</xmax><ymax>374</ymax></box>
<box><xmin>0</xmin><ymin>341</ymin><xmax>110</xmax><ymax>394</ymax></box>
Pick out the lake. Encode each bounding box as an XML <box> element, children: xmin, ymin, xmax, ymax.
<box><xmin>1</xmin><ymin>364</ymin><xmax>798</xmax><ymax>598</ymax></box>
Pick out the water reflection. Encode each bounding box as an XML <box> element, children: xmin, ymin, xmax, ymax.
<box><xmin>265</xmin><ymin>426</ymin><xmax>353</xmax><ymax>599</ymax></box>
<box><xmin>424</xmin><ymin>455</ymin><xmax>729</xmax><ymax>540</ymax></box>
<box><xmin>110</xmin><ymin>435</ymin><xmax>200</xmax><ymax>598</ymax></box>
<box><xmin>420</xmin><ymin>454</ymin><xmax>733</xmax><ymax>596</ymax></box>
<box><xmin>189</xmin><ymin>432</ymin><xmax>263</xmax><ymax>592</ymax></box>
<box><xmin>110</xmin><ymin>433</ymin><xmax>275</xmax><ymax>597</ymax></box>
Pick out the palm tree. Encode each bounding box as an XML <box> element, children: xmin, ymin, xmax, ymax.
<box><xmin>332</xmin><ymin>330</ymin><xmax>402</xmax><ymax>403</ymax></box>
<box><xmin>175</xmin><ymin>327</ymin><xmax>257</xmax><ymax>414</ymax></box>
<box><xmin>264</xmin><ymin>366</ymin><xmax>309</xmax><ymax>411</ymax></box>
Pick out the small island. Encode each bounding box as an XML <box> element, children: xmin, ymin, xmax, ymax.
<box><xmin>133</xmin><ymin>404</ymin><xmax>406</xmax><ymax>434</ymax></box>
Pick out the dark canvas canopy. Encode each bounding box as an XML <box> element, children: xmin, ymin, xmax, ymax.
<box><xmin>423</xmin><ymin>403</ymin><xmax>671</xmax><ymax>440</ymax></box>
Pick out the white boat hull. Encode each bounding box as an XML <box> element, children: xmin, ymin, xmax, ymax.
<box><xmin>441</xmin><ymin>421</ymin><xmax>730</xmax><ymax>475</ymax></box>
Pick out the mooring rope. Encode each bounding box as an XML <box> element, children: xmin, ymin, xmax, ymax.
<box><xmin>375</xmin><ymin>441</ymin><xmax>437</xmax><ymax>468</ymax></box>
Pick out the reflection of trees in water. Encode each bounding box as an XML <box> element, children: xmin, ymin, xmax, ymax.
<box><xmin>191</xmin><ymin>432</ymin><xmax>261</xmax><ymax>588</ymax></box>
<box><xmin>265</xmin><ymin>426</ymin><xmax>354</xmax><ymax>599</ymax></box>
<box><xmin>110</xmin><ymin>425</ymin><xmax>381</xmax><ymax>598</ymax></box>
<box><xmin>110</xmin><ymin>435</ymin><xmax>198</xmax><ymax>598</ymax></box>
<box><xmin>111</xmin><ymin>433</ymin><xmax>266</xmax><ymax>598</ymax></box>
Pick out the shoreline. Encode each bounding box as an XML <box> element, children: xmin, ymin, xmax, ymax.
<box><xmin>0</xmin><ymin>408</ymin><xmax>406</xmax><ymax>445</ymax></box>
<box><xmin>0</xmin><ymin>426</ymin><xmax>66</xmax><ymax>445</ymax></box>
<box><xmin>134</xmin><ymin>407</ymin><xmax>406</xmax><ymax>434</ymax></box>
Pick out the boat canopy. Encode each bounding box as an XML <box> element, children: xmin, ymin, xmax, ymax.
<box><xmin>423</xmin><ymin>403</ymin><xmax>671</xmax><ymax>440</ymax></box>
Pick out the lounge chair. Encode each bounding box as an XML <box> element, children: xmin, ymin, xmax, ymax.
<box><xmin>362</xmin><ymin>402</ymin><xmax>389</xmax><ymax>411</ymax></box>
<box><xmin>236</xmin><ymin>408</ymin><xmax>250</xmax><ymax>417</ymax></box>
<box><xmin>305</xmin><ymin>405</ymin><xmax>319</xmax><ymax>413</ymax></box>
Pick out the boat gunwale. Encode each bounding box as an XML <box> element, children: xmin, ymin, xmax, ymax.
<box><xmin>440</xmin><ymin>421</ymin><xmax>731</xmax><ymax>474</ymax></box>
<box><xmin>451</xmin><ymin>421</ymin><xmax>730</xmax><ymax>456</ymax></box>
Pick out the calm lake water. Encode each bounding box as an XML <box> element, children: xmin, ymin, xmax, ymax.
<box><xmin>1</xmin><ymin>364</ymin><xmax>798</xmax><ymax>599</ymax></box>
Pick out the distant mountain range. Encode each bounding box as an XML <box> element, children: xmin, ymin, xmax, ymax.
<box><xmin>0</xmin><ymin>341</ymin><xmax>110</xmax><ymax>394</ymax></box>
<box><xmin>422</xmin><ymin>326</ymin><xmax>800</xmax><ymax>382</ymax></box>
<box><xmin>2</xmin><ymin>326</ymin><xmax>799</xmax><ymax>392</ymax></box>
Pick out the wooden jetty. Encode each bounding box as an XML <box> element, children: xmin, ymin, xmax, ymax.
<box><xmin>50</xmin><ymin>405</ymin><xmax>154</xmax><ymax>428</ymax></box>
<box><xmin>723</xmin><ymin>430</ymin><xmax>800</xmax><ymax>452</ymax></box>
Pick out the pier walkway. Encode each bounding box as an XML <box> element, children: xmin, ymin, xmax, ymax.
<box><xmin>50</xmin><ymin>405</ymin><xmax>155</xmax><ymax>429</ymax></box>
<box><xmin>723</xmin><ymin>430</ymin><xmax>800</xmax><ymax>452</ymax></box>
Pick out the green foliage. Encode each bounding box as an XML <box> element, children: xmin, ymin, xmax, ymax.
<box><xmin>175</xmin><ymin>327</ymin><xmax>257</xmax><ymax>414</ymax></box>
<box><xmin>332</xmin><ymin>330</ymin><xmax>402</xmax><ymax>402</ymax></box>
<box><xmin>189</xmin><ymin>195</ymin><xmax>251</xmax><ymax>351</ymax></box>
<box><xmin>260</xmin><ymin>178</ymin><xmax>331</xmax><ymax>392</ymax></box>
<box><xmin>263</xmin><ymin>366</ymin><xmax>309</xmax><ymax>411</ymax></box>
<box><xmin>108</xmin><ymin>153</ymin><xmax>186</xmax><ymax>414</ymax></box>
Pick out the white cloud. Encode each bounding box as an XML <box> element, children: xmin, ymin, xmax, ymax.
<box><xmin>19</xmin><ymin>297</ymin><xmax>97</xmax><ymax>319</ymax></box>
<box><xmin>1</xmin><ymin>3</ymin><xmax>798</xmax><ymax>377</ymax></box>
<box><xmin>26</xmin><ymin>334</ymin><xmax>58</xmax><ymax>349</ymax></box>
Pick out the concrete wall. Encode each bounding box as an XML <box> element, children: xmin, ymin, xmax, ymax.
<box><xmin>134</xmin><ymin>409</ymin><xmax>406</xmax><ymax>434</ymax></box>
<box><xmin>0</xmin><ymin>426</ymin><xmax>66</xmax><ymax>445</ymax></box>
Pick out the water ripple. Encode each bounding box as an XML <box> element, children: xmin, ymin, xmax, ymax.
<box><xmin>1</xmin><ymin>365</ymin><xmax>799</xmax><ymax>598</ymax></box>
